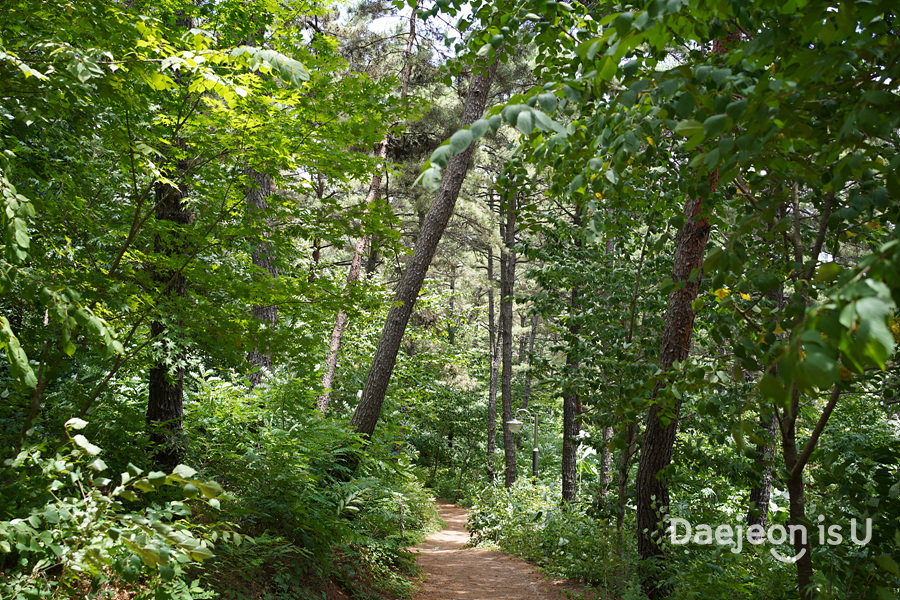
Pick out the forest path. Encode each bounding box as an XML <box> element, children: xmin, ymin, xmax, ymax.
<box><xmin>413</xmin><ymin>502</ymin><xmax>587</xmax><ymax>600</ymax></box>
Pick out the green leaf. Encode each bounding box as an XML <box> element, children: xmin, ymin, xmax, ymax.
<box><xmin>73</xmin><ymin>434</ymin><xmax>101</xmax><ymax>456</ymax></box>
<box><xmin>537</xmin><ymin>93</ymin><xmax>557</xmax><ymax>113</ymax></box>
<box><xmin>188</xmin><ymin>546</ymin><xmax>215</xmax><ymax>562</ymax></box>
<box><xmin>599</xmin><ymin>57</ymin><xmax>617</xmax><ymax>81</ymax></box>
<box><xmin>65</xmin><ymin>418</ymin><xmax>89</xmax><ymax>430</ymax></box>
<box><xmin>726</xmin><ymin>99</ymin><xmax>748</xmax><ymax>120</ymax></box>
<box><xmin>674</xmin><ymin>120</ymin><xmax>703</xmax><ymax>137</ymax></box>
<box><xmin>417</xmin><ymin>167</ymin><xmax>443</xmax><ymax>192</ymax></box>
<box><xmin>814</xmin><ymin>262</ymin><xmax>843</xmax><ymax>283</ymax></box>
<box><xmin>875</xmin><ymin>555</ymin><xmax>900</xmax><ymax>577</ymax></box>
<box><xmin>449</xmin><ymin>130</ymin><xmax>473</xmax><ymax>154</ymax></box>
<box><xmin>614</xmin><ymin>11</ymin><xmax>634</xmax><ymax>36</ymax></box>
<box><xmin>702</xmin><ymin>114</ymin><xmax>728</xmax><ymax>138</ymax></box>
<box><xmin>196</xmin><ymin>481</ymin><xmax>223</xmax><ymax>499</ymax></box>
<box><xmin>516</xmin><ymin>110</ymin><xmax>534</xmax><ymax>134</ymax></box>
<box><xmin>470</xmin><ymin>119</ymin><xmax>489</xmax><ymax>140</ymax></box>
<box><xmin>171</xmin><ymin>464</ymin><xmax>198</xmax><ymax>480</ymax></box>
<box><xmin>87</xmin><ymin>458</ymin><xmax>107</xmax><ymax>472</ymax></box>
<box><xmin>430</xmin><ymin>145</ymin><xmax>452</xmax><ymax>169</ymax></box>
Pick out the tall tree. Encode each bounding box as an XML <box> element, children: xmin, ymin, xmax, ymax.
<box><xmin>635</xmin><ymin>193</ymin><xmax>711</xmax><ymax>596</ymax></box>
<box><xmin>244</xmin><ymin>166</ymin><xmax>278</xmax><ymax>388</ymax></box>
<box><xmin>561</xmin><ymin>206</ymin><xmax>583</xmax><ymax>503</ymax></box>
<box><xmin>317</xmin><ymin>8</ymin><xmax>417</xmax><ymax>413</ymax></box>
<box><xmin>498</xmin><ymin>174</ymin><xmax>517</xmax><ymax>488</ymax></box>
<box><xmin>147</xmin><ymin>161</ymin><xmax>193</xmax><ymax>472</ymax></box>
<box><xmin>485</xmin><ymin>240</ymin><xmax>500</xmax><ymax>482</ymax></box>
<box><xmin>147</xmin><ymin>11</ymin><xmax>194</xmax><ymax>472</ymax></box>
<box><xmin>349</xmin><ymin>56</ymin><xmax>500</xmax><ymax>439</ymax></box>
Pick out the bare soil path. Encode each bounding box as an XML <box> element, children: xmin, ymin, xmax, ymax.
<box><xmin>413</xmin><ymin>502</ymin><xmax>587</xmax><ymax>600</ymax></box>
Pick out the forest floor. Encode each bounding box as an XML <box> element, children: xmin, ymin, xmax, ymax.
<box><xmin>412</xmin><ymin>502</ymin><xmax>596</xmax><ymax>600</ymax></box>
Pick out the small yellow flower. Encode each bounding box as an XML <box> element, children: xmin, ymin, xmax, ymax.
<box><xmin>715</xmin><ymin>288</ymin><xmax>731</xmax><ymax>300</ymax></box>
<box><xmin>740</xmin><ymin>292</ymin><xmax>751</xmax><ymax>301</ymax></box>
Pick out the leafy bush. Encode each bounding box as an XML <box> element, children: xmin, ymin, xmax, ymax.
<box><xmin>0</xmin><ymin>418</ymin><xmax>224</xmax><ymax>600</ymax></box>
<box><xmin>466</xmin><ymin>480</ymin><xmax>642</xmax><ymax>598</ymax></box>
<box><xmin>182</xmin><ymin>377</ymin><xmax>440</xmax><ymax>600</ymax></box>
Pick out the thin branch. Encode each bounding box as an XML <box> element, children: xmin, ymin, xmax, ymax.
<box><xmin>789</xmin><ymin>385</ymin><xmax>841</xmax><ymax>482</ymax></box>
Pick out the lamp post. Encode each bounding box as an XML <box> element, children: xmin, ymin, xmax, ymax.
<box><xmin>506</xmin><ymin>408</ymin><xmax>541</xmax><ymax>479</ymax></box>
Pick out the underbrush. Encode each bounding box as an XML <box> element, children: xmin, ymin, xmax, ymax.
<box><xmin>466</xmin><ymin>480</ymin><xmax>644</xmax><ymax>599</ymax></box>
<box><xmin>466</xmin><ymin>480</ymin><xmax>806</xmax><ymax>600</ymax></box>
<box><xmin>0</xmin><ymin>376</ymin><xmax>441</xmax><ymax>600</ymax></box>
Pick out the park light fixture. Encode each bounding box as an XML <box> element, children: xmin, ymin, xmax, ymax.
<box><xmin>505</xmin><ymin>408</ymin><xmax>544</xmax><ymax>478</ymax></box>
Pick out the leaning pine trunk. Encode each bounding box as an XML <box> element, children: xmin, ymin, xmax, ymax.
<box><xmin>349</xmin><ymin>57</ymin><xmax>500</xmax><ymax>439</ymax></box>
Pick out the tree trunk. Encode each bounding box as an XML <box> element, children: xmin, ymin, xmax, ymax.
<box><xmin>146</xmin><ymin>11</ymin><xmax>194</xmax><ymax>473</ymax></box>
<box><xmin>747</xmin><ymin>412</ymin><xmax>778</xmax><ymax>529</ymax></box>
<box><xmin>521</xmin><ymin>313</ymin><xmax>538</xmax><ymax>409</ymax></box>
<box><xmin>349</xmin><ymin>58</ymin><xmax>499</xmax><ymax>439</ymax></box>
<box><xmin>499</xmin><ymin>188</ymin><xmax>517</xmax><ymax>488</ymax></box>
<box><xmin>562</xmin><ymin>207</ymin><xmax>583</xmax><ymax>503</ymax></box>
<box><xmin>317</xmin><ymin>9</ymin><xmax>417</xmax><ymax>413</ymax></box>
<box><xmin>598</xmin><ymin>425</ymin><xmax>613</xmax><ymax>500</ymax></box>
<box><xmin>617</xmin><ymin>421</ymin><xmax>637</xmax><ymax>539</ymax></box>
<box><xmin>781</xmin><ymin>388</ymin><xmax>814</xmax><ymax>599</ymax></box>
<box><xmin>636</xmin><ymin>194</ymin><xmax>711</xmax><ymax>599</ymax></box>
<box><xmin>316</xmin><ymin>143</ymin><xmax>387</xmax><ymax>412</ymax></box>
<box><xmin>245</xmin><ymin>166</ymin><xmax>278</xmax><ymax>388</ymax></box>
<box><xmin>517</xmin><ymin>313</ymin><xmax>527</xmax><ymax>364</ymax></box>
<box><xmin>486</xmin><ymin>243</ymin><xmax>499</xmax><ymax>483</ymax></box>
<box><xmin>561</xmin><ymin>294</ymin><xmax>579</xmax><ymax>502</ymax></box>
<box><xmin>448</xmin><ymin>264</ymin><xmax>456</xmax><ymax>346</ymax></box>
<box><xmin>147</xmin><ymin>173</ymin><xmax>192</xmax><ymax>472</ymax></box>
<box><xmin>748</xmin><ymin>218</ymin><xmax>786</xmax><ymax>528</ymax></box>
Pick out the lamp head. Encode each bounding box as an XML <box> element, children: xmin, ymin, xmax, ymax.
<box><xmin>506</xmin><ymin>419</ymin><xmax>524</xmax><ymax>433</ymax></box>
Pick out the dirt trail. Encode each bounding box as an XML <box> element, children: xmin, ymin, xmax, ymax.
<box><xmin>413</xmin><ymin>502</ymin><xmax>585</xmax><ymax>600</ymax></box>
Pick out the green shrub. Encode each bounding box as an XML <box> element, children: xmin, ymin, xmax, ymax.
<box><xmin>0</xmin><ymin>418</ymin><xmax>224</xmax><ymax>600</ymax></box>
<box><xmin>466</xmin><ymin>480</ymin><xmax>642</xmax><ymax>598</ymax></box>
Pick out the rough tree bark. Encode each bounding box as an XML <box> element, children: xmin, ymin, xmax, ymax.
<box><xmin>147</xmin><ymin>169</ymin><xmax>192</xmax><ymax>472</ymax></box>
<box><xmin>521</xmin><ymin>312</ymin><xmax>538</xmax><ymax>409</ymax></box>
<box><xmin>747</xmin><ymin>284</ymin><xmax>783</xmax><ymax>529</ymax></box>
<box><xmin>486</xmin><ymin>242</ymin><xmax>500</xmax><ymax>483</ymax></box>
<box><xmin>147</xmin><ymin>11</ymin><xmax>193</xmax><ymax>472</ymax></box>
<box><xmin>597</xmin><ymin>425</ymin><xmax>614</xmax><ymax>500</ymax></box>
<box><xmin>636</xmin><ymin>29</ymin><xmax>738</xmax><ymax>599</ymax></box>
<box><xmin>349</xmin><ymin>57</ymin><xmax>499</xmax><ymax>439</ymax></box>
<box><xmin>747</xmin><ymin>413</ymin><xmax>778</xmax><ymax>528</ymax></box>
<box><xmin>635</xmin><ymin>193</ymin><xmax>711</xmax><ymax>598</ymax></box>
<box><xmin>245</xmin><ymin>167</ymin><xmax>278</xmax><ymax>388</ymax></box>
<box><xmin>562</xmin><ymin>207</ymin><xmax>584</xmax><ymax>503</ymax></box>
<box><xmin>316</xmin><ymin>6</ymin><xmax>417</xmax><ymax>413</ymax></box>
<box><xmin>499</xmin><ymin>185</ymin><xmax>517</xmax><ymax>488</ymax></box>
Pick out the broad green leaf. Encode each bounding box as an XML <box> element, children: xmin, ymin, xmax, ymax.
<box><xmin>449</xmin><ymin>130</ymin><xmax>472</xmax><ymax>154</ymax></box>
<box><xmin>171</xmin><ymin>464</ymin><xmax>198</xmax><ymax>480</ymax></box>
<box><xmin>674</xmin><ymin>120</ymin><xmax>703</xmax><ymax>137</ymax></box>
<box><xmin>65</xmin><ymin>418</ymin><xmax>88</xmax><ymax>430</ymax></box>
<box><xmin>703</xmin><ymin>114</ymin><xmax>728</xmax><ymax>138</ymax></box>
<box><xmin>73</xmin><ymin>434</ymin><xmax>101</xmax><ymax>456</ymax></box>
